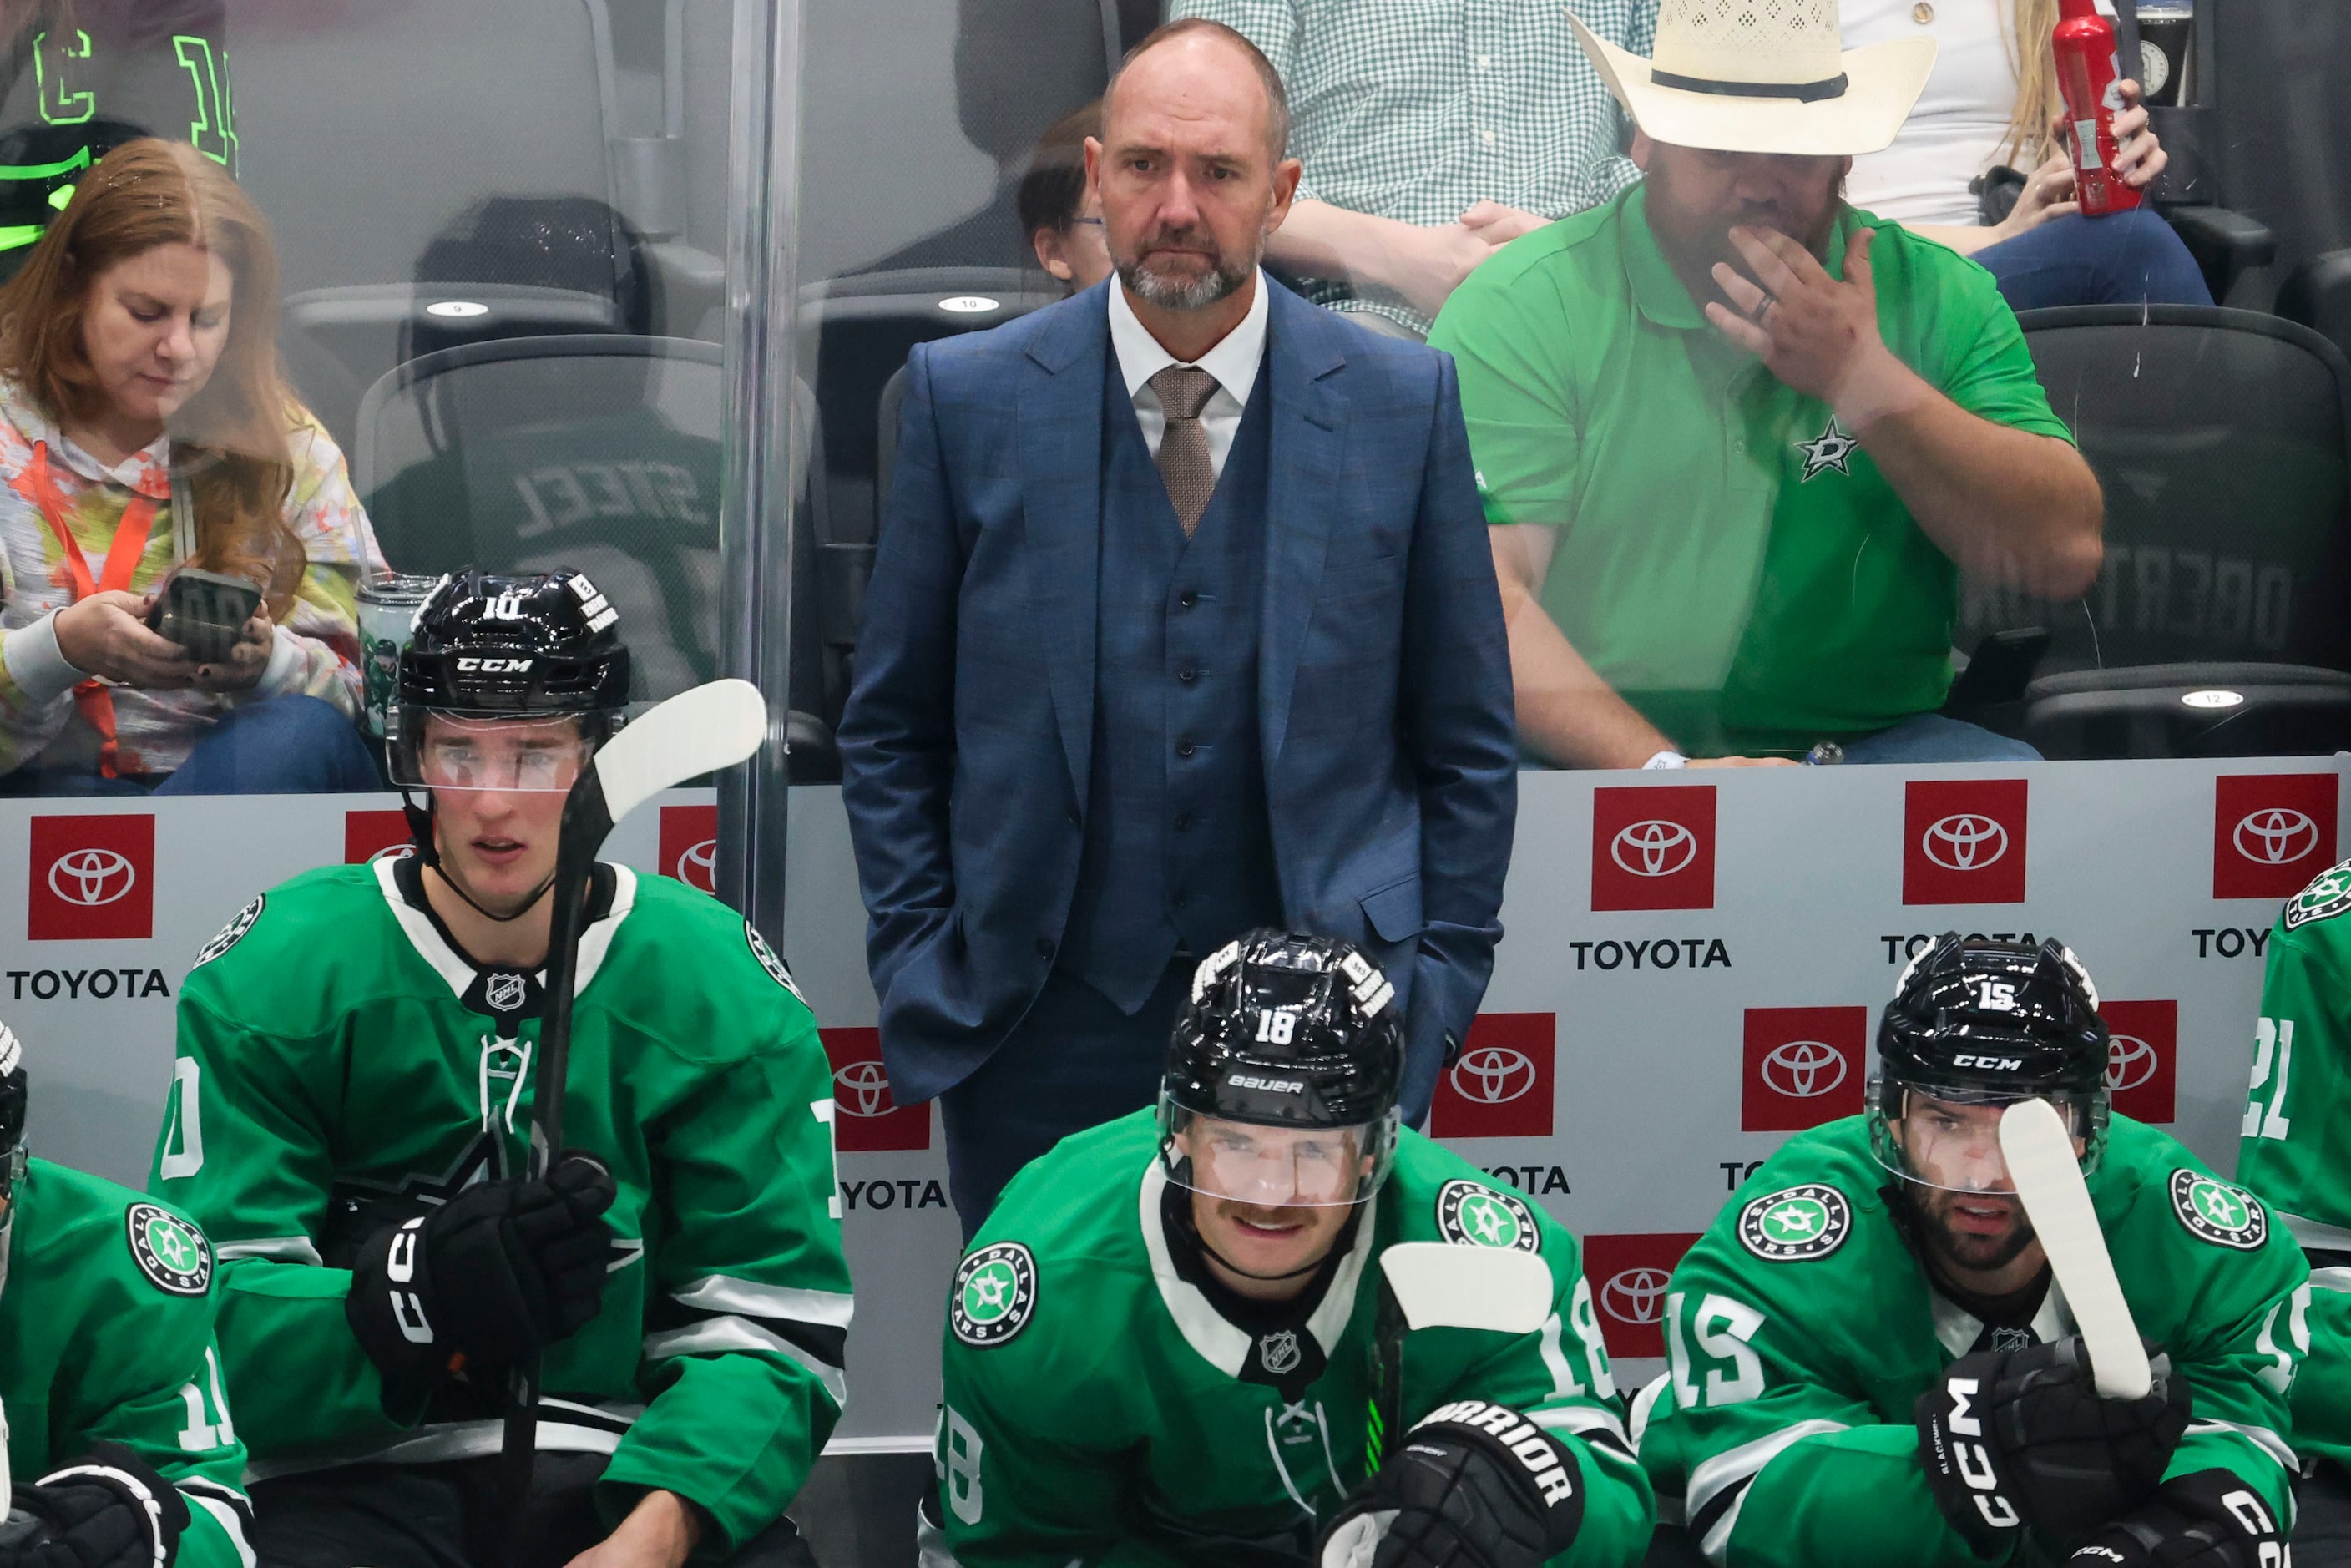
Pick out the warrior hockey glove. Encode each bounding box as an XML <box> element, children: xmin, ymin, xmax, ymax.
<box><xmin>2067</xmin><ymin>1469</ymin><xmax>2286</xmax><ymax>1568</ymax></box>
<box><xmin>1917</xmin><ymin>1335</ymin><xmax>2190</xmax><ymax>1551</ymax></box>
<box><xmin>1317</xmin><ymin>1400</ymin><xmax>1585</xmax><ymax>1568</ymax></box>
<box><xmin>1</xmin><ymin>1442</ymin><xmax>191</xmax><ymax>1568</ymax></box>
<box><xmin>346</xmin><ymin>1151</ymin><xmax>617</xmax><ymax>1391</ymax></box>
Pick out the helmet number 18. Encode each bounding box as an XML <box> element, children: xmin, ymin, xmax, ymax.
<box><xmin>1256</xmin><ymin>1010</ymin><xmax>1297</xmax><ymax>1046</ymax></box>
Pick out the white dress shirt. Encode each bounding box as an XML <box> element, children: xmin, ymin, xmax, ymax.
<box><xmin>1106</xmin><ymin>271</ymin><xmax>1271</xmax><ymax>483</ymax></box>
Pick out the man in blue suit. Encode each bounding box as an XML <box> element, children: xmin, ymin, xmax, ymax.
<box><xmin>839</xmin><ymin>18</ymin><xmax>1516</xmax><ymax>1237</ymax></box>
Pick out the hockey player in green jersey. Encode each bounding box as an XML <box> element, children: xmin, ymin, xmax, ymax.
<box><xmin>933</xmin><ymin>928</ymin><xmax>1653</xmax><ymax>1568</ymax></box>
<box><xmin>147</xmin><ymin>570</ymin><xmax>848</xmax><ymax>1568</ymax></box>
<box><xmin>0</xmin><ymin>1021</ymin><xmax>254</xmax><ymax>1568</ymax></box>
<box><xmin>2235</xmin><ymin>855</ymin><xmax>2351</xmax><ymax>1562</ymax></box>
<box><xmin>1641</xmin><ymin>935</ymin><xmax>2307</xmax><ymax>1568</ymax></box>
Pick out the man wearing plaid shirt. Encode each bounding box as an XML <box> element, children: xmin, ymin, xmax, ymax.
<box><xmin>1168</xmin><ymin>0</ymin><xmax>1656</xmax><ymax>336</ymax></box>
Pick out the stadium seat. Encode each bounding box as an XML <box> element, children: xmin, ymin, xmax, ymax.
<box><xmin>351</xmin><ymin>335</ymin><xmax>838</xmax><ymax>777</ymax></box>
<box><xmin>2279</xmin><ymin>250</ymin><xmax>2351</xmax><ymax>367</ymax></box>
<box><xmin>1963</xmin><ymin>306</ymin><xmax>2351</xmax><ymax>758</ymax></box>
<box><xmin>2112</xmin><ymin>0</ymin><xmax>2278</xmax><ymax>305</ymax></box>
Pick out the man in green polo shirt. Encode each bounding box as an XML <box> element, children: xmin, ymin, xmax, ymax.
<box><xmin>1428</xmin><ymin>0</ymin><xmax>2104</xmax><ymax>767</ymax></box>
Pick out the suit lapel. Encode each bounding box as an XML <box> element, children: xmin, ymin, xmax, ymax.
<box><xmin>1019</xmin><ymin>286</ymin><xmax>1112</xmax><ymax>803</ymax></box>
<box><xmin>1257</xmin><ymin>286</ymin><xmax>1347</xmax><ymax>768</ymax></box>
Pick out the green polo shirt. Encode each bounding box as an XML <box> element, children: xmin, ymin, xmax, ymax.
<box><xmin>1428</xmin><ymin>185</ymin><xmax>2072</xmax><ymax>756</ymax></box>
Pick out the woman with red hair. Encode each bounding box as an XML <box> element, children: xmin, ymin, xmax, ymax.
<box><xmin>0</xmin><ymin>137</ymin><xmax>382</xmax><ymax>793</ymax></box>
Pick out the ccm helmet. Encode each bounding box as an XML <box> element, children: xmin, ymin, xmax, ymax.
<box><xmin>1159</xmin><ymin>929</ymin><xmax>1404</xmax><ymax>1208</ymax></box>
<box><xmin>1869</xmin><ymin>933</ymin><xmax>2111</xmax><ymax>1189</ymax></box>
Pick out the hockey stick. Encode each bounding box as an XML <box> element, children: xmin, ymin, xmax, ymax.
<box><xmin>1367</xmin><ymin>1242</ymin><xmax>1555</xmax><ymax>1472</ymax></box>
<box><xmin>497</xmin><ymin>679</ymin><xmax>767</xmax><ymax>1551</ymax></box>
<box><xmin>1999</xmin><ymin>1098</ymin><xmax>2151</xmax><ymax>1399</ymax></box>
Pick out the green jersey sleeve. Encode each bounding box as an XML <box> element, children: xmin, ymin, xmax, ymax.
<box><xmin>2237</xmin><ymin>864</ymin><xmax>2351</xmax><ymax>1238</ymax></box>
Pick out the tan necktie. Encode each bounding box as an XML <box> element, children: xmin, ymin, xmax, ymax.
<box><xmin>1149</xmin><ymin>365</ymin><xmax>1220</xmax><ymax>537</ymax></box>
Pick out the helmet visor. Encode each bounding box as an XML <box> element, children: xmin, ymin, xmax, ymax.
<box><xmin>1158</xmin><ymin>1099</ymin><xmax>1396</xmax><ymax>1208</ymax></box>
<box><xmin>1868</xmin><ymin>1078</ymin><xmax>2107</xmax><ymax>1193</ymax></box>
<box><xmin>388</xmin><ymin>713</ymin><xmax>595</xmax><ymax>793</ymax></box>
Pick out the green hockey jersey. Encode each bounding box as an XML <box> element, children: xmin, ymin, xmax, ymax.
<box><xmin>148</xmin><ymin>857</ymin><xmax>849</xmax><ymax>1555</ymax></box>
<box><xmin>936</xmin><ymin>1109</ymin><xmax>1654</xmax><ymax>1568</ymax></box>
<box><xmin>1640</xmin><ymin>1115</ymin><xmax>2305</xmax><ymax>1568</ymax></box>
<box><xmin>2237</xmin><ymin>856</ymin><xmax>2351</xmax><ymax>1475</ymax></box>
<box><xmin>0</xmin><ymin>1156</ymin><xmax>250</xmax><ymax>1568</ymax></box>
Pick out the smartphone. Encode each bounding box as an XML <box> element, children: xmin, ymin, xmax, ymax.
<box><xmin>148</xmin><ymin>568</ymin><xmax>264</xmax><ymax>665</ymax></box>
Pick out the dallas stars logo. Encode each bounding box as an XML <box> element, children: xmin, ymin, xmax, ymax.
<box><xmin>193</xmin><ymin>895</ymin><xmax>265</xmax><ymax>968</ymax></box>
<box><xmin>1437</xmin><ymin>1180</ymin><xmax>1540</xmax><ymax>1252</ymax></box>
<box><xmin>2285</xmin><ymin>860</ymin><xmax>2351</xmax><ymax>931</ymax></box>
<box><xmin>951</xmin><ymin>1242</ymin><xmax>1038</xmax><ymax>1347</ymax></box>
<box><xmin>1738</xmin><ymin>1183</ymin><xmax>1852</xmax><ymax>1262</ymax></box>
<box><xmin>1794</xmin><ymin>415</ymin><xmax>1858</xmax><ymax>482</ymax></box>
<box><xmin>2171</xmin><ymin>1169</ymin><xmax>2267</xmax><ymax>1250</ymax></box>
<box><xmin>126</xmin><ymin>1203</ymin><xmax>212</xmax><ymax>1296</ymax></box>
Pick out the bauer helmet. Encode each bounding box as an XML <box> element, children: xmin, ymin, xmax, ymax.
<box><xmin>1869</xmin><ymin>933</ymin><xmax>2111</xmax><ymax>1190</ymax></box>
<box><xmin>1158</xmin><ymin>929</ymin><xmax>1404</xmax><ymax>1208</ymax></box>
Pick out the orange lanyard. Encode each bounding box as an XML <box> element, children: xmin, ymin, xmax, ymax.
<box><xmin>26</xmin><ymin>441</ymin><xmax>160</xmax><ymax>777</ymax></box>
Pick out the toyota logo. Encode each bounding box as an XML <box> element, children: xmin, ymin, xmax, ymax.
<box><xmin>1610</xmin><ymin>820</ymin><xmax>1697</xmax><ymax>878</ymax></box>
<box><xmin>47</xmin><ymin>848</ymin><xmax>135</xmax><ymax>907</ymax></box>
<box><xmin>678</xmin><ymin>837</ymin><xmax>720</xmax><ymax>893</ymax></box>
<box><xmin>2234</xmin><ymin>809</ymin><xmax>2319</xmax><ymax>867</ymax></box>
<box><xmin>833</xmin><ymin>1060</ymin><xmax>897</xmax><ymax>1118</ymax></box>
<box><xmin>2106</xmin><ymin>1034</ymin><xmax>2158</xmax><ymax>1093</ymax></box>
<box><xmin>1601</xmin><ymin>1267</ymin><xmax>1673</xmax><ymax>1325</ymax></box>
<box><xmin>1923</xmin><ymin>814</ymin><xmax>2009</xmax><ymax>872</ymax></box>
<box><xmin>1449</xmin><ymin>1046</ymin><xmax>1537</xmax><ymax>1105</ymax></box>
<box><xmin>1760</xmin><ymin>1040</ymin><xmax>1847</xmax><ymax>1099</ymax></box>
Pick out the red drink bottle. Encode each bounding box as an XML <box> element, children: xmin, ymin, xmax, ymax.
<box><xmin>2054</xmin><ymin>0</ymin><xmax>2142</xmax><ymax>215</ymax></box>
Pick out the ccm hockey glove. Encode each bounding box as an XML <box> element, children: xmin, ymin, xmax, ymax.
<box><xmin>0</xmin><ymin>1442</ymin><xmax>191</xmax><ymax>1568</ymax></box>
<box><xmin>2068</xmin><ymin>1469</ymin><xmax>2287</xmax><ymax>1568</ymax></box>
<box><xmin>347</xmin><ymin>1152</ymin><xmax>617</xmax><ymax>1390</ymax></box>
<box><xmin>1917</xmin><ymin>1336</ymin><xmax>2190</xmax><ymax>1550</ymax></box>
<box><xmin>1317</xmin><ymin>1400</ymin><xmax>1585</xmax><ymax>1568</ymax></box>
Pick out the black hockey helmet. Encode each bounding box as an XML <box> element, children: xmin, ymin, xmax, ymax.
<box><xmin>1158</xmin><ymin>929</ymin><xmax>1403</xmax><ymax>1207</ymax></box>
<box><xmin>1870</xmin><ymin>933</ymin><xmax>2112</xmax><ymax>1186</ymax></box>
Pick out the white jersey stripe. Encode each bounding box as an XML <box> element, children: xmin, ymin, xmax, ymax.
<box><xmin>189</xmin><ymin>1494</ymin><xmax>256</xmax><ymax>1568</ymax></box>
<box><xmin>643</xmin><ymin>1316</ymin><xmax>847</xmax><ymax>1407</ymax></box>
<box><xmin>1688</xmin><ymin>1418</ymin><xmax>1849</xmax><ymax>1564</ymax></box>
<box><xmin>217</xmin><ymin>1236</ymin><xmax>322</xmax><ymax>1265</ymax></box>
<box><xmin>670</xmin><ymin>1274</ymin><xmax>855</xmax><ymax>1327</ymax></box>
<box><xmin>2186</xmin><ymin>1419</ymin><xmax>2298</xmax><ymax>1473</ymax></box>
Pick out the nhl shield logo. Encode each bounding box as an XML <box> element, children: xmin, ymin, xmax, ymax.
<box><xmin>952</xmin><ymin>1242</ymin><xmax>1037</xmax><ymax>1347</ymax></box>
<box><xmin>1259</xmin><ymin>1330</ymin><xmax>1302</xmax><ymax>1376</ymax></box>
<box><xmin>126</xmin><ymin>1203</ymin><xmax>212</xmax><ymax>1296</ymax></box>
<box><xmin>1737</xmin><ymin>1184</ymin><xmax>1852</xmax><ymax>1262</ymax></box>
<box><xmin>2285</xmin><ymin>861</ymin><xmax>2351</xmax><ymax>932</ymax></box>
<box><xmin>192</xmin><ymin>896</ymin><xmax>264</xmax><ymax>968</ymax></box>
<box><xmin>1437</xmin><ymin>1180</ymin><xmax>1540</xmax><ymax>1252</ymax></box>
<box><xmin>2170</xmin><ymin>1170</ymin><xmax>2268</xmax><ymax>1251</ymax></box>
<box><xmin>484</xmin><ymin>972</ymin><xmax>528</xmax><ymax>1013</ymax></box>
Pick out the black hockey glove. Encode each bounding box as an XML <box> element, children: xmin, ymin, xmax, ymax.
<box><xmin>2067</xmin><ymin>1469</ymin><xmax>2287</xmax><ymax>1568</ymax></box>
<box><xmin>1917</xmin><ymin>1336</ymin><xmax>2190</xmax><ymax>1550</ymax></box>
<box><xmin>346</xmin><ymin>1151</ymin><xmax>617</xmax><ymax>1390</ymax></box>
<box><xmin>0</xmin><ymin>1442</ymin><xmax>191</xmax><ymax>1568</ymax></box>
<box><xmin>1317</xmin><ymin>1400</ymin><xmax>1585</xmax><ymax>1568</ymax></box>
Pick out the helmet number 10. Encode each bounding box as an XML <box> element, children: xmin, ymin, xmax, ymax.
<box><xmin>1256</xmin><ymin>1010</ymin><xmax>1297</xmax><ymax>1046</ymax></box>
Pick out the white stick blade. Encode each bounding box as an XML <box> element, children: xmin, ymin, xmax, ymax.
<box><xmin>1999</xmin><ymin>1098</ymin><xmax>2151</xmax><ymax>1399</ymax></box>
<box><xmin>1383</xmin><ymin>1242</ymin><xmax>1554</xmax><ymax>1335</ymax></box>
<box><xmin>594</xmin><ymin>679</ymin><xmax>767</xmax><ymax>823</ymax></box>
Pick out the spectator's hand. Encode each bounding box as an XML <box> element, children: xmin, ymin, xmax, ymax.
<box><xmin>190</xmin><ymin>610</ymin><xmax>275</xmax><ymax>694</ymax></box>
<box><xmin>1991</xmin><ymin>149</ymin><xmax>2080</xmax><ymax>240</ymax></box>
<box><xmin>51</xmin><ymin>591</ymin><xmax>196</xmax><ymax>690</ymax></box>
<box><xmin>2047</xmin><ymin>82</ymin><xmax>2166</xmax><ymax>192</ymax></box>
<box><xmin>1383</xmin><ymin>221</ymin><xmax>1504</xmax><ymax>321</ymax></box>
<box><xmin>1459</xmin><ymin>202</ymin><xmax>1551</xmax><ymax>246</ymax></box>
<box><xmin>1707</xmin><ymin>225</ymin><xmax>1925</xmax><ymax>431</ymax></box>
<box><xmin>1687</xmin><ymin>756</ymin><xmax>1800</xmax><ymax>768</ymax></box>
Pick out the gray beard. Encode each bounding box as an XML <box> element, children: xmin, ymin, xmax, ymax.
<box><xmin>1117</xmin><ymin>248</ymin><xmax>1256</xmax><ymax>311</ymax></box>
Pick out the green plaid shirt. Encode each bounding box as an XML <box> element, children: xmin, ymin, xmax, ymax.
<box><xmin>1171</xmin><ymin>0</ymin><xmax>1657</xmax><ymax>335</ymax></box>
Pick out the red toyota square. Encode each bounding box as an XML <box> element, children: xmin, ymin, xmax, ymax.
<box><xmin>660</xmin><ymin>805</ymin><xmax>720</xmax><ymax>894</ymax></box>
<box><xmin>819</xmin><ymin>1027</ymin><xmax>930</xmax><ymax>1152</ymax></box>
<box><xmin>28</xmin><ymin>814</ymin><xmax>154</xmax><ymax>941</ymax></box>
<box><xmin>2214</xmin><ymin>775</ymin><xmax>2337</xmax><ymax>900</ymax></box>
<box><xmin>1904</xmin><ymin>779</ymin><xmax>2028</xmax><ymax>905</ymax></box>
<box><xmin>2101</xmin><ymin>999</ymin><xmax>2178</xmax><ymax>1125</ymax></box>
<box><xmin>1590</xmin><ymin>785</ymin><xmax>1715</xmax><ymax>912</ymax></box>
<box><xmin>1429</xmin><ymin>1014</ymin><xmax>1555</xmax><ymax>1139</ymax></box>
<box><xmin>1582</xmin><ymin>1232</ymin><xmax>1702</xmax><ymax>1358</ymax></box>
<box><xmin>343</xmin><ymin>810</ymin><xmax>414</xmax><ymax>865</ymax></box>
<box><xmin>1742</xmin><ymin>1006</ymin><xmax>1868</xmax><ymax>1131</ymax></box>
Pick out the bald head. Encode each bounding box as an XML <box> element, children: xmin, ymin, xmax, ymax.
<box><xmin>1104</xmin><ymin>19</ymin><xmax>1289</xmax><ymax>167</ymax></box>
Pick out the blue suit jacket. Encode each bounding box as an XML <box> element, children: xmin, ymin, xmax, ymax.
<box><xmin>837</xmin><ymin>278</ymin><xmax>1516</xmax><ymax>1119</ymax></box>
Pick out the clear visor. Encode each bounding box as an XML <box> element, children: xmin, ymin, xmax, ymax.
<box><xmin>387</xmin><ymin>713</ymin><xmax>596</xmax><ymax>793</ymax></box>
<box><xmin>1157</xmin><ymin>1100</ymin><xmax>1397</xmax><ymax>1209</ymax></box>
<box><xmin>1868</xmin><ymin>1077</ymin><xmax>2106</xmax><ymax>1194</ymax></box>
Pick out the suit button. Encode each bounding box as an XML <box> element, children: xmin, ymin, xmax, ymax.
<box><xmin>1035</xmin><ymin>938</ymin><xmax>1055</xmax><ymax>959</ymax></box>
<box><xmin>1176</xmin><ymin>739</ymin><xmax>1197</xmax><ymax>757</ymax></box>
<box><xmin>1174</xmin><ymin>813</ymin><xmax>1196</xmax><ymax>832</ymax></box>
<box><xmin>1177</xmin><ymin>664</ymin><xmax>1200</xmax><ymax>683</ymax></box>
<box><xmin>1178</xmin><ymin>589</ymin><xmax>1199</xmax><ymax>609</ymax></box>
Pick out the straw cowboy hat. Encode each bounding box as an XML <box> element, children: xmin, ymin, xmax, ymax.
<box><xmin>1571</xmin><ymin>0</ymin><xmax>1938</xmax><ymax>157</ymax></box>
